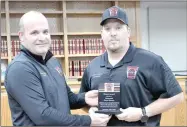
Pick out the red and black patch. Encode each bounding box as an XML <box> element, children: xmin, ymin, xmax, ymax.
<box><xmin>109</xmin><ymin>7</ymin><xmax>118</xmax><ymax>16</ymax></box>
<box><xmin>127</xmin><ymin>66</ymin><xmax>139</xmax><ymax>79</ymax></box>
<box><xmin>55</xmin><ymin>66</ymin><xmax>63</xmax><ymax>76</ymax></box>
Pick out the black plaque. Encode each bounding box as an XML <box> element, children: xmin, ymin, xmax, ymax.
<box><xmin>95</xmin><ymin>83</ymin><xmax>121</xmax><ymax>115</ymax></box>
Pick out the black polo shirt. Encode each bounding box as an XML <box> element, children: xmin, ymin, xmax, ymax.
<box><xmin>79</xmin><ymin>42</ymin><xmax>182</xmax><ymax>126</ymax></box>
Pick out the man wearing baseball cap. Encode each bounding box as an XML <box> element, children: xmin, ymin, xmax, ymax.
<box><xmin>79</xmin><ymin>6</ymin><xmax>184</xmax><ymax>126</ymax></box>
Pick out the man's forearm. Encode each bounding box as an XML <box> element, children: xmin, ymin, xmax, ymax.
<box><xmin>70</xmin><ymin>93</ymin><xmax>87</xmax><ymax>109</ymax></box>
<box><xmin>145</xmin><ymin>93</ymin><xmax>184</xmax><ymax>117</ymax></box>
<box><xmin>37</xmin><ymin>106</ymin><xmax>91</xmax><ymax>126</ymax></box>
<box><xmin>66</xmin><ymin>84</ymin><xmax>87</xmax><ymax>109</ymax></box>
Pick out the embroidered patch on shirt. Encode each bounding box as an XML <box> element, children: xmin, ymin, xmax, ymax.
<box><xmin>55</xmin><ymin>66</ymin><xmax>63</xmax><ymax>76</ymax></box>
<box><xmin>127</xmin><ymin>66</ymin><xmax>139</xmax><ymax>79</ymax></box>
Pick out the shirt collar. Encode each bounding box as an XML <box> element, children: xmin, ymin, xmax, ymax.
<box><xmin>100</xmin><ymin>42</ymin><xmax>136</xmax><ymax>67</ymax></box>
<box><xmin>20</xmin><ymin>45</ymin><xmax>53</xmax><ymax>65</ymax></box>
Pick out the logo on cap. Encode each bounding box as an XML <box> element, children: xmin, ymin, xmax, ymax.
<box><xmin>109</xmin><ymin>7</ymin><xmax>118</xmax><ymax>16</ymax></box>
<box><xmin>127</xmin><ymin>66</ymin><xmax>139</xmax><ymax>79</ymax></box>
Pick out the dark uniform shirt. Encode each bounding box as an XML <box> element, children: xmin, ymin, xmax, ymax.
<box><xmin>79</xmin><ymin>42</ymin><xmax>182</xmax><ymax>126</ymax></box>
<box><xmin>5</xmin><ymin>47</ymin><xmax>91</xmax><ymax>126</ymax></box>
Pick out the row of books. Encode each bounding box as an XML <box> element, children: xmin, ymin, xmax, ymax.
<box><xmin>69</xmin><ymin>60</ymin><xmax>90</xmax><ymax>77</ymax></box>
<box><xmin>50</xmin><ymin>40</ymin><xmax>64</xmax><ymax>55</ymax></box>
<box><xmin>1</xmin><ymin>59</ymin><xmax>92</xmax><ymax>82</ymax></box>
<box><xmin>1</xmin><ymin>38</ymin><xmax>106</xmax><ymax>57</ymax></box>
<box><xmin>12</xmin><ymin>40</ymin><xmax>21</xmax><ymax>56</ymax></box>
<box><xmin>1</xmin><ymin>40</ymin><xmax>64</xmax><ymax>57</ymax></box>
<box><xmin>1</xmin><ymin>40</ymin><xmax>8</xmax><ymax>57</ymax></box>
<box><xmin>12</xmin><ymin>40</ymin><xmax>65</xmax><ymax>56</ymax></box>
<box><xmin>68</xmin><ymin>38</ymin><xmax>105</xmax><ymax>54</ymax></box>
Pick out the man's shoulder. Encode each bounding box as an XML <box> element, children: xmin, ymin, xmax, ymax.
<box><xmin>135</xmin><ymin>48</ymin><xmax>168</xmax><ymax>69</ymax></box>
<box><xmin>87</xmin><ymin>54</ymin><xmax>103</xmax><ymax>67</ymax></box>
<box><xmin>7</xmin><ymin>53</ymin><xmax>36</xmax><ymax>73</ymax></box>
<box><xmin>12</xmin><ymin>52</ymin><xmax>32</xmax><ymax>63</ymax></box>
<box><xmin>48</xmin><ymin>56</ymin><xmax>61</xmax><ymax>65</ymax></box>
<box><xmin>135</xmin><ymin>48</ymin><xmax>162</xmax><ymax>61</ymax></box>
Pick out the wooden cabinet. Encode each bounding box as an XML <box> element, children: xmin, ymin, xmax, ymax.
<box><xmin>160</xmin><ymin>78</ymin><xmax>187</xmax><ymax>126</ymax></box>
<box><xmin>1</xmin><ymin>90</ymin><xmax>12</xmax><ymax>126</ymax></box>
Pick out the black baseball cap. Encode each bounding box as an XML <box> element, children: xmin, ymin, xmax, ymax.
<box><xmin>100</xmin><ymin>6</ymin><xmax>128</xmax><ymax>26</ymax></box>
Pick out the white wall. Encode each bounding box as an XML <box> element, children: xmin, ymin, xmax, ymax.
<box><xmin>140</xmin><ymin>1</ymin><xmax>187</xmax><ymax>73</ymax></box>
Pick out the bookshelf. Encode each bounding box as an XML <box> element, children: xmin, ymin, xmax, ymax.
<box><xmin>69</xmin><ymin>54</ymin><xmax>100</xmax><ymax>57</ymax></box>
<box><xmin>67</xmin><ymin>32</ymin><xmax>101</xmax><ymax>36</ymax></box>
<box><xmin>1</xmin><ymin>0</ymin><xmax>141</xmax><ymax>86</ymax></box>
<box><xmin>10</xmin><ymin>32</ymin><xmax>64</xmax><ymax>36</ymax></box>
<box><xmin>9</xmin><ymin>11</ymin><xmax>63</xmax><ymax>14</ymax></box>
<box><xmin>1</xmin><ymin>57</ymin><xmax>9</xmax><ymax>60</ymax></box>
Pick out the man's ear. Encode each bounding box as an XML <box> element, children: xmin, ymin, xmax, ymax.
<box><xmin>127</xmin><ymin>26</ymin><xmax>131</xmax><ymax>38</ymax></box>
<box><xmin>18</xmin><ymin>31</ymin><xmax>24</xmax><ymax>42</ymax></box>
<box><xmin>101</xmin><ymin>29</ymin><xmax>103</xmax><ymax>39</ymax></box>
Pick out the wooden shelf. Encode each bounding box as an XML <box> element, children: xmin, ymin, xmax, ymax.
<box><xmin>69</xmin><ymin>54</ymin><xmax>100</xmax><ymax>57</ymax></box>
<box><xmin>1</xmin><ymin>57</ymin><xmax>9</xmax><ymax>60</ymax></box>
<box><xmin>1</xmin><ymin>80</ymin><xmax>4</xmax><ymax>84</ymax></box>
<box><xmin>67</xmin><ymin>11</ymin><xmax>102</xmax><ymax>15</ymax></box>
<box><xmin>1</xmin><ymin>12</ymin><xmax>6</xmax><ymax>14</ymax></box>
<box><xmin>67</xmin><ymin>81</ymin><xmax>81</xmax><ymax>85</ymax></box>
<box><xmin>176</xmin><ymin>76</ymin><xmax>187</xmax><ymax>79</ymax></box>
<box><xmin>1</xmin><ymin>86</ymin><xmax>6</xmax><ymax>93</ymax></box>
<box><xmin>11</xmin><ymin>32</ymin><xmax>64</xmax><ymax>36</ymax></box>
<box><xmin>54</xmin><ymin>55</ymin><xmax>64</xmax><ymax>58</ymax></box>
<box><xmin>68</xmin><ymin>76</ymin><xmax>82</xmax><ymax>79</ymax></box>
<box><xmin>68</xmin><ymin>32</ymin><xmax>100</xmax><ymax>36</ymax></box>
<box><xmin>1</xmin><ymin>33</ymin><xmax>7</xmax><ymax>36</ymax></box>
<box><xmin>10</xmin><ymin>33</ymin><xmax>18</xmax><ymax>36</ymax></box>
<box><xmin>51</xmin><ymin>33</ymin><xmax>64</xmax><ymax>36</ymax></box>
<box><xmin>9</xmin><ymin>11</ymin><xmax>63</xmax><ymax>15</ymax></box>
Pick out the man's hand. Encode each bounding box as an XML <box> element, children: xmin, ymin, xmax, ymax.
<box><xmin>89</xmin><ymin>107</ymin><xmax>111</xmax><ymax>126</ymax></box>
<box><xmin>85</xmin><ymin>90</ymin><xmax>98</xmax><ymax>106</ymax></box>
<box><xmin>116</xmin><ymin>107</ymin><xmax>142</xmax><ymax>122</ymax></box>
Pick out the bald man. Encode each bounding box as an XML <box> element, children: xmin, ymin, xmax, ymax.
<box><xmin>4</xmin><ymin>11</ymin><xmax>111</xmax><ymax>126</ymax></box>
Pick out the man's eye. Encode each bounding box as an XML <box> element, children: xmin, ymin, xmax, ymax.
<box><xmin>105</xmin><ymin>28</ymin><xmax>110</xmax><ymax>31</ymax></box>
<box><xmin>116</xmin><ymin>27</ymin><xmax>121</xmax><ymax>30</ymax></box>
<box><xmin>44</xmin><ymin>31</ymin><xmax>49</xmax><ymax>34</ymax></box>
<box><xmin>31</xmin><ymin>31</ymin><xmax>38</xmax><ymax>35</ymax></box>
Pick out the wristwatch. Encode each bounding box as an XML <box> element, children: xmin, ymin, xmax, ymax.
<box><xmin>140</xmin><ymin>107</ymin><xmax>149</xmax><ymax>122</ymax></box>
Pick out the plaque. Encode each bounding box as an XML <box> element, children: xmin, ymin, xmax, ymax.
<box><xmin>95</xmin><ymin>83</ymin><xmax>122</xmax><ymax>115</ymax></box>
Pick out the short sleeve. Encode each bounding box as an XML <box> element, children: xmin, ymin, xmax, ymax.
<box><xmin>148</xmin><ymin>57</ymin><xmax>182</xmax><ymax>99</ymax></box>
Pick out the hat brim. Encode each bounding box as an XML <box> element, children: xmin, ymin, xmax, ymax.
<box><xmin>100</xmin><ymin>18</ymin><xmax>126</xmax><ymax>26</ymax></box>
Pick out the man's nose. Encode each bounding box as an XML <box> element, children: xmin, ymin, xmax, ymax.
<box><xmin>38</xmin><ymin>33</ymin><xmax>45</xmax><ymax>40</ymax></box>
<box><xmin>110</xmin><ymin>29</ymin><xmax>117</xmax><ymax>36</ymax></box>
